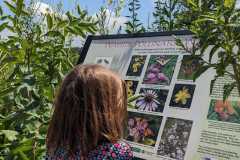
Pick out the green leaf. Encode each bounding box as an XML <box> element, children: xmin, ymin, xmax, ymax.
<box><xmin>77</xmin><ymin>5</ymin><xmax>81</xmax><ymax>15</ymax></box>
<box><xmin>0</xmin><ymin>6</ymin><xmax>3</xmax><ymax>15</ymax></box>
<box><xmin>66</xmin><ymin>11</ymin><xmax>72</xmax><ymax>21</ymax></box>
<box><xmin>4</xmin><ymin>1</ymin><xmax>17</xmax><ymax>14</ymax></box>
<box><xmin>36</xmin><ymin>25</ymin><xmax>42</xmax><ymax>36</ymax></box>
<box><xmin>12</xmin><ymin>139</ymin><xmax>33</xmax><ymax>154</ymax></box>
<box><xmin>142</xmin><ymin>138</ymin><xmax>155</xmax><ymax>146</ymax></box>
<box><xmin>86</xmin><ymin>27</ymin><xmax>97</xmax><ymax>34</ymax></box>
<box><xmin>175</xmin><ymin>37</ymin><xmax>185</xmax><ymax>49</ymax></box>
<box><xmin>193</xmin><ymin>65</ymin><xmax>210</xmax><ymax>81</ymax></box>
<box><xmin>128</xmin><ymin>94</ymin><xmax>143</xmax><ymax>103</ymax></box>
<box><xmin>223</xmin><ymin>82</ymin><xmax>236</xmax><ymax>101</ymax></box>
<box><xmin>209</xmin><ymin>44</ymin><xmax>220</xmax><ymax>63</ymax></box>
<box><xmin>66</xmin><ymin>26</ymin><xmax>78</xmax><ymax>34</ymax></box>
<box><xmin>45</xmin><ymin>31</ymin><xmax>64</xmax><ymax>40</ymax></box>
<box><xmin>16</xmin><ymin>0</ymin><xmax>24</xmax><ymax>16</ymax></box>
<box><xmin>187</xmin><ymin>0</ymin><xmax>197</xmax><ymax>8</ymax></box>
<box><xmin>0</xmin><ymin>114</ymin><xmax>5</xmax><ymax>119</ymax></box>
<box><xmin>0</xmin><ymin>22</ymin><xmax>9</xmax><ymax>32</ymax></box>
<box><xmin>0</xmin><ymin>86</ymin><xmax>17</xmax><ymax>97</ymax></box>
<box><xmin>224</xmin><ymin>0</ymin><xmax>235</xmax><ymax>8</ymax></box>
<box><xmin>21</xmin><ymin>9</ymin><xmax>29</xmax><ymax>16</ymax></box>
<box><xmin>18</xmin><ymin>151</ymin><xmax>30</xmax><ymax>160</ymax></box>
<box><xmin>0</xmin><ymin>15</ymin><xmax>8</xmax><ymax>21</ymax></box>
<box><xmin>76</xmin><ymin>29</ymin><xmax>86</xmax><ymax>37</ymax></box>
<box><xmin>127</xmin><ymin>103</ymin><xmax>135</xmax><ymax>109</ymax></box>
<box><xmin>21</xmin><ymin>39</ymin><xmax>30</xmax><ymax>49</ymax></box>
<box><xmin>78</xmin><ymin>22</ymin><xmax>94</xmax><ymax>27</ymax></box>
<box><xmin>0</xmin><ymin>130</ymin><xmax>18</xmax><ymax>141</ymax></box>
<box><xmin>57</xmin><ymin>20</ymin><xmax>68</xmax><ymax>28</ymax></box>
<box><xmin>210</xmin><ymin>76</ymin><xmax>217</xmax><ymax>94</ymax></box>
<box><xmin>47</xmin><ymin>14</ymin><xmax>53</xmax><ymax>29</ymax></box>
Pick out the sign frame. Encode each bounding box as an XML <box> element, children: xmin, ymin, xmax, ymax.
<box><xmin>77</xmin><ymin>30</ymin><xmax>192</xmax><ymax>64</ymax></box>
<box><xmin>76</xmin><ymin>30</ymin><xmax>240</xmax><ymax>160</ymax></box>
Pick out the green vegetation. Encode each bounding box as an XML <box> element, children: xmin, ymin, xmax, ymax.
<box><xmin>177</xmin><ymin>0</ymin><xmax>240</xmax><ymax>100</ymax></box>
<box><xmin>125</xmin><ymin>0</ymin><xmax>145</xmax><ymax>33</ymax></box>
<box><xmin>0</xmin><ymin>0</ymin><xmax>239</xmax><ymax>159</ymax></box>
<box><xmin>152</xmin><ymin>0</ymin><xmax>183</xmax><ymax>31</ymax></box>
<box><xmin>0</xmin><ymin>0</ymin><xmax>96</xmax><ymax>159</ymax></box>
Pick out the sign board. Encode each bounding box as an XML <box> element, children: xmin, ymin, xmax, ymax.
<box><xmin>78</xmin><ymin>31</ymin><xmax>240</xmax><ymax>160</ymax></box>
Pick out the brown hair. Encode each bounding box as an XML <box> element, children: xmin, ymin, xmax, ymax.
<box><xmin>46</xmin><ymin>64</ymin><xmax>127</xmax><ymax>157</ymax></box>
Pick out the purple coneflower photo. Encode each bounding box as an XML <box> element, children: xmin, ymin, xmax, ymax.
<box><xmin>136</xmin><ymin>89</ymin><xmax>160</xmax><ymax>112</ymax></box>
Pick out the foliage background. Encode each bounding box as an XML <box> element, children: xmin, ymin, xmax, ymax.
<box><xmin>0</xmin><ymin>0</ymin><xmax>97</xmax><ymax>159</ymax></box>
<box><xmin>0</xmin><ymin>0</ymin><xmax>239</xmax><ymax>159</ymax></box>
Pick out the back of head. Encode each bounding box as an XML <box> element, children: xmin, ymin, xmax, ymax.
<box><xmin>46</xmin><ymin>64</ymin><xmax>127</xmax><ymax>157</ymax></box>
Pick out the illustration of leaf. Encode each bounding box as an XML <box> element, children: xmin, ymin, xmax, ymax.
<box><xmin>143</xmin><ymin>138</ymin><xmax>155</xmax><ymax>146</ymax></box>
<box><xmin>208</xmin><ymin>111</ymin><xmax>218</xmax><ymax>120</ymax></box>
<box><xmin>232</xmin><ymin>104</ymin><xmax>240</xmax><ymax>117</ymax></box>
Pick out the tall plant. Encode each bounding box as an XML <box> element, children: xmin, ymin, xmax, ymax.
<box><xmin>125</xmin><ymin>0</ymin><xmax>145</xmax><ymax>33</ymax></box>
<box><xmin>177</xmin><ymin>0</ymin><xmax>240</xmax><ymax>100</ymax></box>
<box><xmin>0</xmin><ymin>0</ymin><xmax>97</xmax><ymax>159</ymax></box>
<box><xmin>96</xmin><ymin>0</ymin><xmax>125</xmax><ymax>35</ymax></box>
<box><xmin>152</xmin><ymin>0</ymin><xmax>183</xmax><ymax>31</ymax></box>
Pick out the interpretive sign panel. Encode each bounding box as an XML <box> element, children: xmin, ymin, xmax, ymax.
<box><xmin>78</xmin><ymin>31</ymin><xmax>240</xmax><ymax>160</ymax></box>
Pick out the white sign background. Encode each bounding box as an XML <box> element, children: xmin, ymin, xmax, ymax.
<box><xmin>81</xmin><ymin>33</ymin><xmax>240</xmax><ymax>160</ymax></box>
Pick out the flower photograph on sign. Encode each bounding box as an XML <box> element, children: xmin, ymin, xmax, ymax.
<box><xmin>143</xmin><ymin>55</ymin><xmax>178</xmax><ymax>85</ymax></box>
<box><xmin>125</xmin><ymin>80</ymin><xmax>139</xmax><ymax>97</ymax></box>
<box><xmin>207</xmin><ymin>99</ymin><xmax>240</xmax><ymax>124</ymax></box>
<box><xmin>157</xmin><ymin>117</ymin><xmax>193</xmax><ymax>160</ymax></box>
<box><xmin>126</xmin><ymin>55</ymin><xmax>147</xmax><ymax>77</ymax></box>
<box><xmin>125</xmin><ymin>112</ymin><xmax>162</xmax><ymax>147</ymax></box>
<box><xmin>135</xmin><ymin>88</ymin><xmax>168</xmax><ymax>112</ymax></box>
<box><xmin>169</xmin><ymin>84</ymin><xmax>196</xmax><ymax>109</ymax></box>
<box><xmin>177</xmin><ymin>55</ymin><xmax>201</xmax><ymax>80</ymax></box>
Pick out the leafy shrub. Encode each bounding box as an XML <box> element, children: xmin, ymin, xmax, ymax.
<box><xmin>0</xmin><ymin>0</ymin><xmax>97</xmax><ymax>159</ymax></box>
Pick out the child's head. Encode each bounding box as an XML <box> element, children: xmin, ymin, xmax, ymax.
<box><xmin>47</xmin><ymin>64</ymin><xmax>127</xmax><ymax>156</ymax></box>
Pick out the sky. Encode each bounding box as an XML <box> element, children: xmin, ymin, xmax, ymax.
<box><xmin>0</xmin><ymin>0</ymin><xmax>240</xmax><ymax>39</ymax></box>
<box><xmin>1</xmin><ymin>0</ymin><xmax>240</xmax><ymax>27</ymax></box>
<box><xmin>40</xmin><ymin>0</ymin><xmax>154</xmax><ymax>26</ymax></box>
<box><xmin>0</xmin><ymin>0</ymin><xmax>154</xmax><ymax>23</ymax></box>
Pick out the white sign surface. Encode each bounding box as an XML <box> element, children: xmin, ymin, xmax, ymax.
<box><xmin>82</xmin><ymin>33</ymin><xmax>240</xmax><ymax>160</ymax></box>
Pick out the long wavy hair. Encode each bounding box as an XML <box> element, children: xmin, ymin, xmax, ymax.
<box><xmin>46</xmin><ymin>64</ymin><xmax>128</xmax><ymax>158</ymax></box>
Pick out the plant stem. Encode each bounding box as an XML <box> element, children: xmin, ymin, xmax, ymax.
<box><xmin>27</xmin><ymin>49</ymin><xmax>30</xmax><ymax>72</ymax></box>
<box><xmin>132</xmin><ymin>0</ymin><xmax>135</xmax><ymax>33</ymax></box>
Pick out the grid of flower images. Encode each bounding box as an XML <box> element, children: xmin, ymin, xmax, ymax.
<box><xmin>124</xmin><ymin>54</ymin><xmax>196</xmax><ymax>160</ymax></box>
<box><xmin>207</xmin><ymin>99</ymin><xmax>240</xmax><ymax>124</ymax></box>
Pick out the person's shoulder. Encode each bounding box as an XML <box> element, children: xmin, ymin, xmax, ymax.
<box><xmin>88</xmin><ymin>140</ymin><xmax>133</xmax><ymax>159</ymax></box>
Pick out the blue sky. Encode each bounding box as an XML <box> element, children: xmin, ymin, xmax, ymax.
<box><xmin>41</xmin><ymin>0</ymin><xmax>154</xmax><ymax>26</ymax></box>
<box><xmin>1</xmin><ymin>0</ymin><xmax>240</xmax><ymax>27</ymax></box>
<box><xmin>0</xmin><ymin>0</ymin><xmax>154</xmax><ymax>27</ymax></box>
<box><xmin>1</xmin><ymin>0</ymin><xmax>240</xmax><ymax>29</ymax></box>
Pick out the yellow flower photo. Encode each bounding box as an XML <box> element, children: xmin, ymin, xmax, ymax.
<box><xmin>174</xmin><ymin>86</ymin><xmax>191</xmax><ymax>105</ymax></box>
<box><xmin>170</xmin><ymin>84</ymin><xmax>196</xmax><ymax>109</ymax></box>
<box><xmin>125</xmin><ymin>80</ymin><xmax>139</xmax><ymax>97</ymax></box>
<box><xmin>126</xmin><ymin>55</ymin><xmax>147</xmax><ymax>77</ymax></box>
